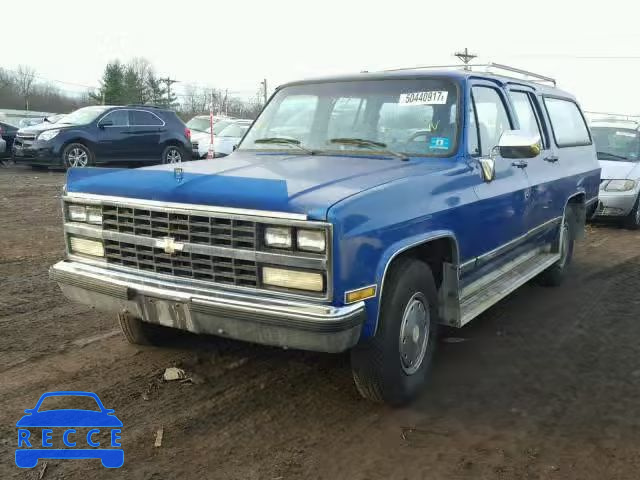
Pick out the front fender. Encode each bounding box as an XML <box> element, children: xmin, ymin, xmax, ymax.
<box><xmin>361</xmin><ymin>230</ymin><xmax>459</xmax><ymax>337</ymax></box>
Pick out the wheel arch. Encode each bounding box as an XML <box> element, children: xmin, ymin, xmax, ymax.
<box><xmin>371</xmin><ymin>231</ymin><xmax>460</xmax><ymax>335</ymax></box>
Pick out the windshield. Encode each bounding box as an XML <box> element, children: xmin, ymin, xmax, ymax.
<box><xmin>211</xmin><ymin>120</ymin><xmax>234</xmax><ymax>135</ymax></box>
<box><xmin>37</xmin><ymin>395</ymin><xmax>101</xmax><ymax>412</ymax></box>
<box><xmin>240</xmin><ymin>79</ymin><xmax>459</xmax><ymax>157</ymax></box>
<box><xmin>218</xmin><ymin>123</ymin><xmax>250</xmax><ymax>137</ymax></box>
<box><xmin>186</xmin><ymin>116</ymin><xmax>211</xmax><ymax>132</ymax></box>
<box><xmin>592</xmin><ymin>127</ymin><xmax>640</xmax><ymax>162</ymax></box>
<box><xmin>59</xmin><ymin>106</ymin><xmax>109</xmax><ymax>126</ymax></box>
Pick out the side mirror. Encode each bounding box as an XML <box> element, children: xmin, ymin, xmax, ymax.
<box><xmin>98</xmin><ymin>120</ymin><xmax>113</xmax><ymax>129</ymax></box>
<box><xmin>498</xmin><ymin>130</ymin><xmax>541</xmax><ymax>159</ymax></box>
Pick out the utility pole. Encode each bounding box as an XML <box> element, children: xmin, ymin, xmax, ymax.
<box><xmin>260</xmin><ymin>78</ymin><xmax>268</xmax><ymax>104</ymax></box>
<box><xmin>161</xmin><ymin>77</ymin><xmax>178</xmax><ymax>106</ymax></box>
<box><xmin>454</xmin><ymin>48</ymin><xmax>477</xmax><ymax>70</ymax></box>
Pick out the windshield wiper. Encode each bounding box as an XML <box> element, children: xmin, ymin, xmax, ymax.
<box><xmin>597</xmin><ymin>151</ymin><xmax>628</xmax><ymax>161</ymax></box>
<box><xmin>329</xmin><ymin>138</ymin><xmax>408</xmax><ymax>161</ymax></box>
<box><xmin>254</xmin><ymin>137</ymin><xmax>316</xmax><ymax>155</ymax></box>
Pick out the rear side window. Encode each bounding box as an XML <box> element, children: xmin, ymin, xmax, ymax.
<box><xmin>543</xmin><ymin>97</ymin><xmax>591</xmax><ymax>147</ymax></box>
<box><xmin>130</xmin><ymin>110</ymin><xmax>164</xmax><ymax>126</ymax></box>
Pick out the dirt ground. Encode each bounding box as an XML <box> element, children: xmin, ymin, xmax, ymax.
<box><xmin>1</xmin><ymin>165</ymin><xmax>639</xmax><ymax>480</ymax></box>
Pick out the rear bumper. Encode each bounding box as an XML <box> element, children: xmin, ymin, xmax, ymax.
<box><xmin>594</xmin><ymin>191</ymin><xmax>638</xmax><ymax>217</ymax></box>
<box><xmin>50</xmin><ymin>260</ymin><xmax>365</xmax><ymax>353</ymax></box>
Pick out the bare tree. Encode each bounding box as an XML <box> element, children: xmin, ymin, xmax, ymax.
<box><xmin>15</xmin><ymin>65</ymin><xmax>37</xmax><ymax>110</ymax></box>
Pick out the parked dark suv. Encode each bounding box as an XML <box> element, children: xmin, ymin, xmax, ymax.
<box><xmin>13</xmin><ymin>105</ymin><xmax>192</xmax><ymax>168</ymax></box>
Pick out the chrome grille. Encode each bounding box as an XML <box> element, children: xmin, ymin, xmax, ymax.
<box><xmin>104</xmin><ymin>240</ymin><xmax>258</xmax><ymax>287</ymax></box>
<box><xmin>102</xmin><ymin>205</ymin><xmax>257</xmax><ymax>249</ymax></box>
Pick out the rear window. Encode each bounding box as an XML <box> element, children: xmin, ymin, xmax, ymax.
<box><xmin>544</xmin><ymin>97</ymin><xmax>591</xmax><ymax>147</ymax></box>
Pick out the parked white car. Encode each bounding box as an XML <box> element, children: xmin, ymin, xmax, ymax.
<box><xmin>192</xmin><ymin>119</ymin><xmax>252</xmax><ymax>158</ymax></box>
<box><xmin>590</xmin><ymin>116</ymin><xmax>640</xmax><ymax>228</ymax></box>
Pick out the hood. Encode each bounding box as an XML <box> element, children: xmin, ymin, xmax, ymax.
<box><xmin>599</xmin><ymin>160</ymin><xmax>640</xmax><ymax>180</ymax></box>
<box><xmin>18</xmin><ymin>122</ymin><xmax>72</xmax><ymax>136</ymax></box>
<box><xmin>191</xmin><ymin>131</ymin><xmax>211</xmax><ymax>143</ymax></box>
<box><xmin>66</xmin><ymin>151</ymin><xmax>444</xmax><ymax>220</ymax></box>
<box><xmin>16</xmin><ymin>410</ymin><xmax>123</xmax><ymax>428</ymax></box>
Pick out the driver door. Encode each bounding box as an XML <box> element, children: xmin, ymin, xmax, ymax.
<box><xmin>466</xmin><ymin>83</ymin><xmax>531</xmax><ymax>270</ymax></box>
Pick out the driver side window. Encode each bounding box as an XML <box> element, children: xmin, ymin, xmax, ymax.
<box><xmin>470</xmin><ymin>86</ymin><xmax>512</xmax><ymax>156</ymax></box>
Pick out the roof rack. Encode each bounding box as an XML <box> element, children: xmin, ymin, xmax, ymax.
<box><xmin>584</xmin><ymin>111</ymin><xmax>640</xmax><ymax>122</ymax></box>
<box><xmin>125</xmin><ymin>104</ymin><xmax>163</xmax><ymax>109</ymax></box>
<box><xmin>381</xmin><ymin>62</ymin><xmax>556</xmax><ymax>86</ymax></box>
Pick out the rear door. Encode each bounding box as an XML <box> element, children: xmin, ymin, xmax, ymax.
<box><xmin>127</xmin><ymin>109</ymin><xmax>165</xmax><ymax>161</ymax></box>
<box><xmin>96</xmin><ymin>109</ymin><xmax>130</xmax><ymax>161</ymax></box>
<box><xmin>506</xmin><ymin>87</ymin><xmax>558</xmax><ymax>235</ymax></box>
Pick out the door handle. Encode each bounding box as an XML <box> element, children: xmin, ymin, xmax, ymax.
<box><xmin>544</xmin><ymin>155</ymin><xmax>559</xmax><ymax>163</ymax></box>
<box><xmin>512</xmin><ymin>160</ymin><xmax>528</xmax><ymax>169</ymax></box>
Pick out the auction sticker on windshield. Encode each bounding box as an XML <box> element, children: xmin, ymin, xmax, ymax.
<box><xmin>399</xmin><ymin>91</ymin><xmax>448</xmax><ymax>106</ymax></box>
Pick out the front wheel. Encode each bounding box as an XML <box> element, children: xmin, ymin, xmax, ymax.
<box><xmin>625</xmin><ymin>195</ymin><xmax>640</xmax><ymax>230</ymax></box>
<box><xmin>118</xmin><ymin>312</ymin><xmax>171</xmax><ymax>346</ymax></box>
<box><xmin>350</xmin><ymin>257</ymin><xmax>438</xmax><ymax>406</ymax></box>
<box><xmin>63</xmin><ymin>143</ymin><xmax>93</xmax><ymax>168</ymax></box>
<box><xmin>162</xmin><ymin>145</ymin><xmax>185</xmax><ymax>164</ymax></box>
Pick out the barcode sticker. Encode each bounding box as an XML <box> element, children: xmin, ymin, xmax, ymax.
<box><xmin>399</xmin><ymin>91</ymin><xmax>448</xmax><ymax>106</ymax></box>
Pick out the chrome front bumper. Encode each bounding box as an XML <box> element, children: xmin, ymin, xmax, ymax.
<box><xmin>50</xmin><ymin>261</ymin><xmax>365</xmax><ymax>353</ymax></box>
<box><xmin>595</xmin><ymin>191</ymin><xmax>638</xmax><ymax>217</ymax></box>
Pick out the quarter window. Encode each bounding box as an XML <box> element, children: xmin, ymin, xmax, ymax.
<box><xmin>544</xmin><ymin>97</ymin><xmax>591</xmax><ymax>147</ymax></box>
<box><xmin>103</xmin><ymin>109</ymin><xmax>129</xmax><ymax>127</ymax></box>
<box><xmin>471</xmin><ymin>86</ymin><xmax>512</xmax><ymax>156</ymax></box>
<box><xmin>131</xmin><ymin>110</ymin><xmax>163</xmax><ymax>126</ymax></box>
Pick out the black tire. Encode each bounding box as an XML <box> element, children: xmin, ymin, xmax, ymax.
<box><xmin>350</xmin><ymin>257</ymin><xmax>439</xmax><ymax>406</ymax></box>
<box><xmin>537</xmin><ymin>208</ymin><xmax>576</xmax><ymax>287</ymax></box>
<box><xmin>161</xmin><ymin>145</ymin><xmax>185</xmax><ymax>164</ymax></box>
<box><xmin>118</xmin><ymin>312</ymin><xmax>170</xmax><ymax>346</ymax></box>
<box><xmin>624</xmin><ymin>195</ymin><xmax>640</xmax><ymax>230</ymax></box>
<box><xmin>62</xmin><ymin>142</ymin><xmax>93</xmax><ymax>168</ymax></box>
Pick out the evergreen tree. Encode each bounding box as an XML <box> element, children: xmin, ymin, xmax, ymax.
<box><xmin>93</xmin><ymin>61</ymin><xmax>125</xmax><ymax>105</ymax></box>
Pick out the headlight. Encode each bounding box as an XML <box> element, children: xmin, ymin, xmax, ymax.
<box><xmin>264</xmin><ymin>226</ymin><xmax>292</xmax><ymax>249</ymax></box>
<box><xmin>69</xmin><ymin>236</ymin><xmax>105</xmax><ymax>257</ymax></box>
<box><xmin>297</xmin><ymin>229</ymin><xmax>326</xmax><ymax>253</ymax></box>
<box><xmin>604</xmin><ymin>179</ymin><xmax>636</xmax><ymax>192</ymax></box>
<box><xmin>67</xmin><ymin>204</ymin><xmax>103</xmax><ymax>224</ymax></box>
<box><xmin>38</xmin><ymin>129</ymin><xmax>60</xmax><ymax>141</ymax></box>
<box><xmin>262</xmin><ymin>267</ymin><xmax>324</xmax><ymax>292</ymax></box>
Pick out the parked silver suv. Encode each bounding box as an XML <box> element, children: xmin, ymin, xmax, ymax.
<box><xmin>590</xmin><ymin>116</ymin><xmax>640</xmax><ymax>228</ymax></box>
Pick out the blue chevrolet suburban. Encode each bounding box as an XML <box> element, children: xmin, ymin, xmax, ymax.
<box><xmin>50</xmin><ymin>64</ymin><xmax>600</xmax><ymax>405</ymax></box>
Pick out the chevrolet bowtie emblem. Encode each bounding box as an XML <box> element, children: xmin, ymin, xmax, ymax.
<box><xmin>155</xmin><ymin>237</ymin><xmax>184</xmax><ymax>255</ymax></box>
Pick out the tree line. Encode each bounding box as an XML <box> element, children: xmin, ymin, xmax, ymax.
<box><xmin>0</xmin><ymin>58</ymin><xmax>265</xmax><ymax>121</ymax></box>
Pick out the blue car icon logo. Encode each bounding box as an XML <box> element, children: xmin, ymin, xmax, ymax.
<box><xmin>16</xmin><ymin>391</ymin><xmax>123</xmax><ymax>468</ymax></box>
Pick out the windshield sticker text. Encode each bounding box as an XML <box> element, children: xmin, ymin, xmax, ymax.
<box><xmin>399</xmin><ymin>91</ymin><xmax>448</xmax><ymax>106</ymax></box>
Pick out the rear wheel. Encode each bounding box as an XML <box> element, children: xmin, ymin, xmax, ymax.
<box><xmin>625</xmin><ymin>195</ymin><xmax>640</xmax><ymax>230</ymax></box>
<box><xmin>162</xmin><ymin>145</ymin><xmax>185</xmax><ymax>164</ymax></box>
<box><xmin>350</xmin><ymin>257</ymin><xmax>438</xmax><ymax>406</ymax></box>
<box><xmin>538</xmin><ymin>209</ymin><xmax>575</xmax><ymax>287</ymax></box>
<box><xmin>118</xmin><ymin>312</ymin><xmax>171</xmax><ymax>346</ymax></box>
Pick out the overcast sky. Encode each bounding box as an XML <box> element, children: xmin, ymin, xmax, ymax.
<box><xmin>5</xmin><ymin>0</ymin><xmax>640</xmax><ymax>113</ymax></box>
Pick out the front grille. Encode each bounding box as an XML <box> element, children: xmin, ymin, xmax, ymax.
<box><xmin>104</xmin><ymin>240</ymin><xmax>258</xmax><ymax>287</ymax></box>
<box><xmin>17</xmin><ymin>133</ymin><xmax>36</xmax><ymax>140</ymax></box>
<box><xmin>102</xmin><ymin>205</ymin><xmax>257</xmax><ymax>249</ymax></box>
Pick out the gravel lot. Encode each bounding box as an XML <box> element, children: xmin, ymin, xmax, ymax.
<box><xmin>1</xmin><ymin>165</ymin><xmax>639</xmax><ymax>480</ymax></box>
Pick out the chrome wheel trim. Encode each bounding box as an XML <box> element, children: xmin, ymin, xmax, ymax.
<box><xmin>399</xmin><ymin>292</ymin><xmax>430</xmax><ymax>375</ymax></box>
<box><xmin>635</xmin><ymin>204</ymin><xmax>640</xmax><ymax>225</ymax></box>
<box><xmin>166</xmin><ymin>148</ymin><xmax>182</xmax><ymax>164</ymax></box>
<box><xmin>66</xmin><ymin>147</ymin><xmax>88</xmax><ymax>167</ymax></box>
